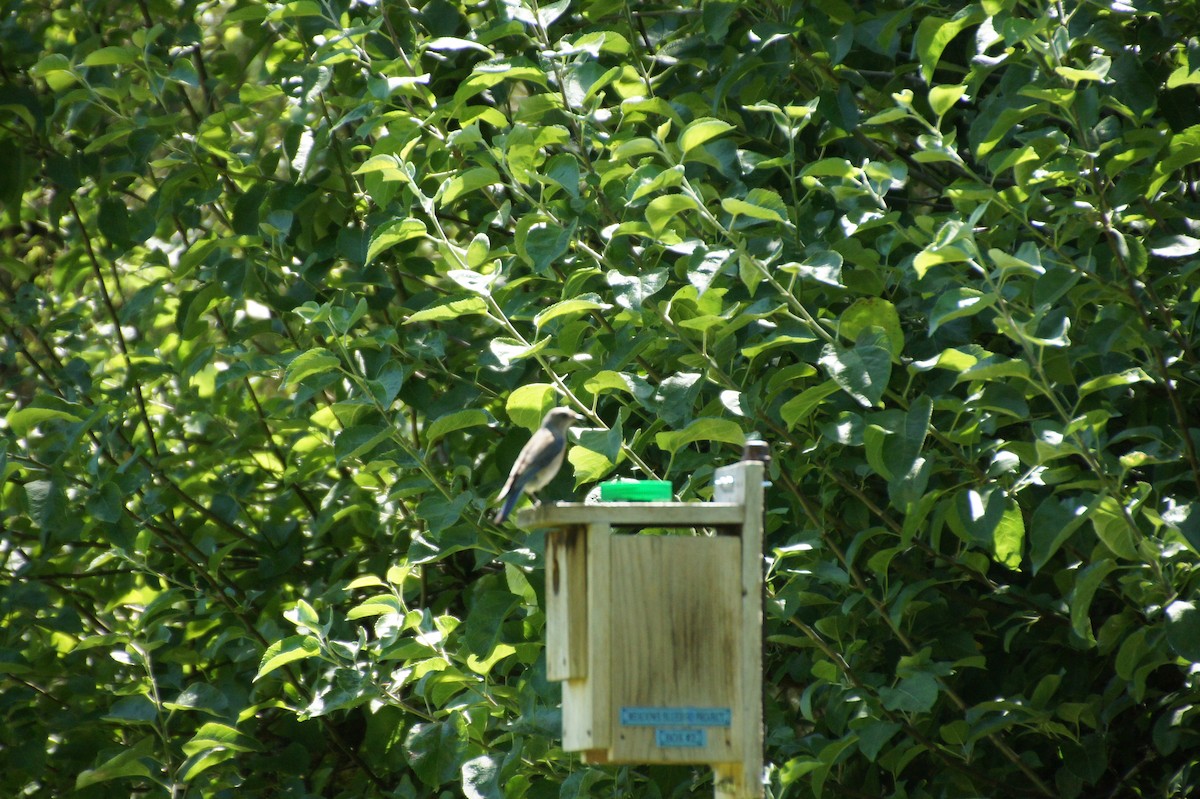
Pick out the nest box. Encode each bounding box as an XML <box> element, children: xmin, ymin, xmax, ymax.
<box><xmin>517</xmin><ymin>460</ymin><xmax>765</xmax><ymax>799</ymax></box>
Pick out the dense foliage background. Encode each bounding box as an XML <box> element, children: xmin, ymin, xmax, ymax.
<box><xmin>5</xmin><ymin>0</ymin><xmax>1200</xmax><ymax>796</ymax></box>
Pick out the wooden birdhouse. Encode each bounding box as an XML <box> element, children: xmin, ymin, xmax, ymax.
<box><xmin>517</xmin><ymin>460</ymin><xmax>765</xmax><ymax>799</ymax></box>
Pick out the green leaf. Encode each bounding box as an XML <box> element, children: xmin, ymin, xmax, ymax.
<box><xmin>883</xmin><ymin>394</ymin><xmax>933</xmax><ymax>480</ymax></box>
<box><xmin>1070</xmin><ymin>559</ymin><xmax>1117</xmax><ymax>646</ymax></box>
<box><xmin>955</xmin><ymin>354</ymin><xmax>1030</xmax><ymax>383</ymax></box>
<box><xmin>405</xmin><ymin>296</ymin><xmax>489</xmax><ymax>323</ymax></box>
<box><xmin>455</xmin><ymin>58</ymin><xmax>548</xmax><ymax>103</ymax></box>
<box><xmin>608</xmin><ymin>269</ymin><xmax>667</xmax><ymax>313</ymax></box>
<box><xmin>86</xmin><ymin>482</ymin><xmax>125</xmax><ymax>524</ymax></box>
<box><xmin>7</xmin><ymin>405</ymin><xmax>83</xmax><ymax>436</ymax></box>
<box><xmin>780</xmin><ymin>251</ymin><xmax>843</xmax><ymax>287</ymax></box>
<box><xmin>466</xmin><ymin>643</ymin><xmax>517</xmax><ymax>675</ymax></box>
<box><xmin>678</xmin><ymin>117</ymin><xmax>734</xmax><ymax>156</ymax></box>
<box><xmin>31</xmin><ymin>53</ymin><xmax>79</xmax><ymax>90</ymax></box>
<box><xmin>915</xmin><ymin>8</ymin><xmax>986</xmax><ymax>84</ymax></box>
<box><xmin>839</xmin><ymin>298</ymin><xmax>903</xmax><ymax>357</ymax></box>
<box><xmin>491</xmin><ymin>338</ymin><xmax>553</xmax><ymax>370</ymax></box>
<box><xmin>437</xmin><ymin>167</ymin><xmax>501</xmax><ymax>206</ymax></box>
<box><xmin>367</xmin><ymin>218</ymin><xmax>427</xmax><ymax>263</ymax></box>
<box><xmin>447</xmin><ymin>269</ymin><xmax>497</xmax><ymax>296</ymax></box>
<box><xmin>928</xmin><ymin>288</ymin><xmax>995</xmax><ymax>334</ymax></box>
<box><xmin>565</xmin><ymin>30</ymin><xmax>630</xmax><ymax>56</ymax></box>
<box><xmin>976</xmin><ymin>104</ymin><xmax>1039</xmax><ymax>157</ymax></box>
<box><xmin>506</xmin><ymin>384</ymin><xmax>557</xmax><ymax>431</ymax></box>
<box><xmin>568</xmin><ymin>414</ymin><xmax>624</xmax><ymax>485</ymax></box>
<box><xmin>655</xmin><ymin>418</ymin><xmax>745</xmax><ymax>455</ymax></box>
<box><xmin>416</xmin><ymin>493</ymin><xmax>472</xmax><ymax>535</ymax></box>
<box><xmin>464</xmin><ymin>590</ymin><xmax>519</xmax><ymax>656</ymax></box>
<box><xmin>104</xmin><ymin>695</ymin><xmax>158</xmax><ymax>724</ymax></box>
<box><xmin>535</xmin><ymin>296</ymin><xmax>610</xmax><ymax>328</ymax></box>
<box><xmin>721</xmin><ymin>188</ymin><xmax>789</xmax><ymax>224</ymax></box>
<box><xmin>777</xmin><ymin>381</ymin><xmax>844</xmax><ymax>429</ymax></box>
<box><xmin>288</xmin><ymin>599</ymin><xmax>321</xmax><ymax>631</ymax></box>
<box><xmin>584</xmin><ymin>370</ymin><xmax>640</xmax><ymax>397</ymax></box>
<box><xmin>887</xmin><ymin>454</ymin><xmax>933</xmax><ymax>510</ymax></box>
<box><xmin>1164</xmin><ymin>601</ymin><xmax>1200</xmax><ymax>661</ymax></box>
<box><xmin>1030</xmin><ymin>494</ymin><xmax>1102</xmax><ymax>574</ymax></box>
<box><xmin>174</xmin><ymin>236</ymin><xmax>220</xmax><ymax>279</ymax></box>
<box><xmin>928</xmin><ymin>84</ymin><xmax>967</xmax><ymax>118</ymax></box>
<box><xmin>461</xmin><ymin>754</ymin><xmax>501</xmax><ymax>799</ymax></box>
<box><xmin>1163</xmin><ymin>501</ymin><xmax>1200</xmax><ymax>552</ymax></box>
<box><xmin>334</xmin><ymin>425</ymin><xmax>392</xmax><ymax>464</ymax></box>
<box><xmin>405</xmin><ymin>718</ymin><xmax>468</xmax><ymax>788</ymax></box>
<box><xmin>951</xmin><ymin>486</ymin><xmax>1005</xmax><ymax>548</ymax></box>
<box><xmin>82</xmin><ymin>46</ymin><xmax>139</xmax><ymax>66</ymax></box>
<box><xmin>994</xmin><ymin>501</ymin><xmax>1025</xmax><ymax>570</ymax></box>
<box><xmin>268</xmin><ymin>0</ymin><xmax>322</xmax><ymax>18</ymax></box>
<box><xmin>1078</xmin><ymin>368</ymin><xmax>1153</xmax><ymax>398</ymax></box>
<box><xmin>649</xmin><ymin>371</ymin><xmax>703</xmax><ymax>427</ymax></box>
<box><xmin>878</xmin><ymin>672</ymin><xmax>938</xmax><ymax>713</ymax></box>
<box><xmin>75</xmin><ymin>738</ymin><xmax>155</xmax><ymax>788</ymax></box>
<box><xmin>800</xmin><ymin>158</ymin><xmax>855</xmax><ymax>178</ymax></box>
<box><xmin>516</xmin><ymin>216</ymin><xmax>575</xmax><ymax>273</ymax></box>
<box><xmin>1091</xmin><ymin>496</ymin><xmax>1139</xmax><ymax>560</ymax></box>
<box><xmin>645</xmin><ymin>194</ymin><xmax>700</xmax><ymax>235</ymax></box>
<box><xmin>818</xmin><ymin>339</ymin><xmax>892</xmax><ymax>407</ymax></box>
<box><xmin>163</xmin><ymin>683</ymin><xmax>229</xmax><ymax>715</ymax></box>
<box><xmin>346</xmin><ymin>594</ymin><xmax>405</xmax><ymax>620</ymax></box>
<box><xmin>183</xmin><ymin>722</ymin><xmax>262</xmax><ymax>756</ymax></box>
<box><xmin>178</xmin><ymin>749</ymin><xmax>238</xmax><ymax>782</ymax></box>
<box><xmin>544</xmin><ymin>153</ymin><xmax>581</xmax><ymax>196</ymax></box>
<box><xmin>856</xmin><ymin>720</ymin><xmax>901</xmax><ymax>761</ymax></box>
<box><xmin>283</xmin><ymin>348</ymin><xmax>340</xmax><ymax>386</ymax></box>
<box><xmin>864</xmin><ymin>424</ymin><xmax>892</xmax><ymax>480</ymax></box>
<box><xmin>426</xmin><ymin>409</ymin><xmax>491</xmax><ymax>446</ymax></box>
<box><xmin>743</xmin><ymin>334</ymin><xmax>818</xmax><ymax>360</ymax></box>
<box><xmin>913</xmin><ymin>244</ymin><xmax>971</xmax><ymax>277</ymax></box>
<box><xmin>354</xmin><ymin>153</ymin><xmax>407</xmax><ymax>178</ymax></box>
<box><xmin>255</xmin><ymin>635</ymin><xmax>321</xmax><ymax>681</ymax></box>
<box><xmin>1055</xmin><ymin>57</ymin><xmax>1111</xmax><ymax>83</ymax></box>
<box><xmin>628</xmin><ymin>164</ymin><xmax>684</xmax><ymax>202</ymax></box>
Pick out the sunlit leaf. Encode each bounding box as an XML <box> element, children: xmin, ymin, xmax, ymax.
<box><xmin>255</xmin><ymin>636</ymin><xmax>321</xmax><ymax>681</ymax></box>
<box><xmin>426</xmin><ymin>409</ymin><xmax>491</xmax><ymax>446</ymax></box>
<box><xmin>655</xmin><ymin>417</ymin><xmax>745</xmax><ymax>454</ymax></box>
<box><xmin>284</xmin><ymin>348</ymin><xmax>340</xmax><ymax>386</ymax></box>
<box><xmin>367</xmin><ymin>218</ymin><xmax>427</xmax><ymax>263</ymax></box>
<box><xmin>678</xmin><ymin>117</ymin><xmax>734</xmax><ymax>156</ymax></box>
<box><xmin>645</xmin><ymin>194</ymin><xmax>700</xmax><ymax>234</ymax></box>
<box><xmin>405</xmin><ymin>296</ymin><xmax>489</xmax><ymax>323</ymax></box>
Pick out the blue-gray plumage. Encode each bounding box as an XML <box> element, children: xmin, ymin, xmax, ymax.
<box><xmin>494</xmin><ymin>407</ymin><xmax>580</xmax><ymax>523</ymax></box>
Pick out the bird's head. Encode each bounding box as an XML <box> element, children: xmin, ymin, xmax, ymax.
<box><xmin>543</xmin><ymin>407</ymin><xmax>581</xmax><ymax>433</ymax></box>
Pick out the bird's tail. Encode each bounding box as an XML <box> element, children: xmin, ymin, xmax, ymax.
<box><xmin>494</xmin><ymin>490</ymin><xmax>521</xmax><ymax>523</ymax></box>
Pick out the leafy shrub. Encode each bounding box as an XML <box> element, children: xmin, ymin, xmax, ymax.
<box><xmin>3</xmin><ymin>1</ymin><xmax>1200</xmax><ymax>797</ymax></box>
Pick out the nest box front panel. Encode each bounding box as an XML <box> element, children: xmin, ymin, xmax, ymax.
<box><xmin>607</xmin><ymin>534</ymin><xmax>741</xmax><ymax>764</ymax></box>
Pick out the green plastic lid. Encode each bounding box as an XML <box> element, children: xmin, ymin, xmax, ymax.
<box><xmin>599</xmin><ymin>480</ymin><xmax>673</xmax><ymax>502</ymax></box>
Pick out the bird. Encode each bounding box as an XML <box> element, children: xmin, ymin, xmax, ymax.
<box><xmin>494</xmin><ymin>407</ymin><xmax>581</xmax><ymax>523</ymax></box>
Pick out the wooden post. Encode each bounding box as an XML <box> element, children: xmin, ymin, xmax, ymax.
<box><xmin>712</xmin><ymin>461</ymin><xmax>764</xmax><ymax>799</ymax></box>
<box><xmin>546</xmin><ymin>525</ymin><xmax>588</xmax><ymax>681</ymax></box>
<box><xmin>520</xmin><ymin>460</ymin><xmax>765</xmax><ymax>799</ymax></box>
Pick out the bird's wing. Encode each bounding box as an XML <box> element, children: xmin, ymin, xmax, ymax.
<box><xmin>518</xmin><ymin>429</ymin><xmax>565</xmax><ymax>478</ymax></box>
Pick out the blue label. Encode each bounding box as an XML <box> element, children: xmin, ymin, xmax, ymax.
<box><xmin>620</xmin><ymin>707</ymin><xmax>732</xmax><ymax>727</ymax></box>
<box><xmin>656</xmin><ymin>728</ymin><xmax>707</xmax><ymax>748</ymax></box>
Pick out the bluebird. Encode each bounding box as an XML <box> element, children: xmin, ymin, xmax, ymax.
<box><xmin>494</xmin><ymin>407</ymin><xmax>581</xmax><ymax>523</ymax></box>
